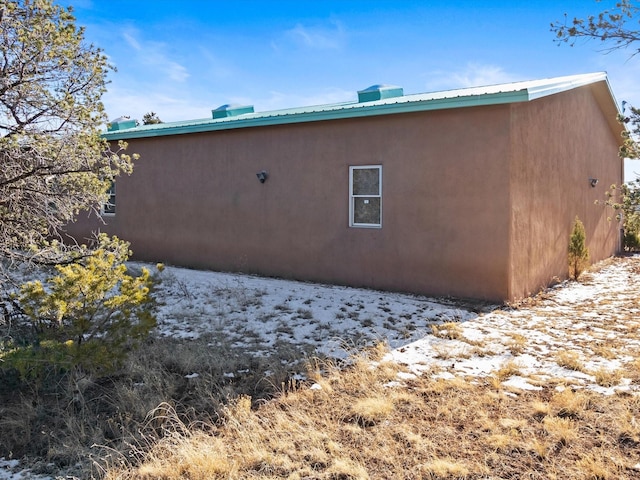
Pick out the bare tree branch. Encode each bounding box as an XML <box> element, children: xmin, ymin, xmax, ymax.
<box><xmin>551</xmin><ymin>1</ymin><xmax>640</xmax><ymax>56</ymax></box>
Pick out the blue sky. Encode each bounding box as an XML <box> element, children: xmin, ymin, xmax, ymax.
<box><xmin>64</xmin><ymin>0</ymin><xmax>640</xmax><ymax>178</ymax></box>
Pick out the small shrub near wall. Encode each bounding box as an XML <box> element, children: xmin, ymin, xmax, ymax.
<box><xmin>568</xmin><ymin>216</ymin><xmax>589</xmax><ymax>280</ymax></box>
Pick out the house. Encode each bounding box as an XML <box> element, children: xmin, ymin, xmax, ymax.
<box><xmin>66</xmin><ymin>72</ymin><xmax>624</xmax><ymax>302</ymax></box>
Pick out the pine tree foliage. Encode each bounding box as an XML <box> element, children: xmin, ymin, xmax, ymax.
<box><xmin>0</xmin><ymin>0</ymin><xmax>136</xmax><ymax>273</ymax></box>
<box><xmin>551</xmin><ymin>1</ymin><xmax>640</xmax><ymax>55</ymax></box>
<box><xmin>142</xmin><ymin>111</ymin><xmax>163</xmax><ymax>124</ymax></box>
<box><xmin>620</xmin><ymin>179</ymin><xmax>640</xmax><ymax>250</ymax></box>
<box><xmin>568</xmin><ymin>217</ymin><xmax>590</xmax><ymax>280</ymax></box>
<box><xmin>2</xmin><ymin>235</ymin><xmax>156</xmax><ymax>378</ymax></box>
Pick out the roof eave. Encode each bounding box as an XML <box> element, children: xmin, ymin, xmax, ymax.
<box><xmin>590</xmin><ymin>77</ymin><xmax>626</xmax><ymax>147</ymax></box>
<box><xmin>103</xmin><ymin>90</ymin><xmax>531</xmax><ymax>141</ymax></box>
<box><xmin>526</xmin><ymin>72</ymin><xmax>609</xmax><ymax>101</ymax></box>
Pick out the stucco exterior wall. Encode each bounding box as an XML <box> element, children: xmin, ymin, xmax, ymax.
<box><xmin>67</xmin><ymin>106</ymin><xmax>513</xmax><ymax>300</ymax></box>
<box><xmin>508</xmin><ymin>86</ymin><xmax>623</xmax><ymax>299</ymax></box>
<box><xmin>66</xmin><ymin>83</ymin><xmax>622</xmax><ymax>302</ymax></box>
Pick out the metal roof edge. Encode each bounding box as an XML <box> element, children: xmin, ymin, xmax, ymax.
<box><xmin>525</xmin><ymin>72</ymin><xmax>609</xmax><ymax>101</ymax></box>
<box><xmin>103</xmin><ymin>73</ymin><xmax>614</xmax><ymax>141</ymax></box>
<box><xmin>591</xmin><ymin>73</ymin><xmax>626</xmax><ymax>144</ymax></box>
<box><xmin>599</xmin><ymin>73</ymin><xmax>622</xmax><ymax>115</ymax></box>
<box><xmin>103</xmin><ymin>89</ymin><xmax>531</xmax><ymax>140</ymax></box>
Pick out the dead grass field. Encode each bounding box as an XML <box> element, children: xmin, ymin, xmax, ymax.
<box><xmin>100</xmin><ymin>350</ymin><xmax>640</xmax><ymax>479</ymax></box>
<box><xmin>1</xmin><ymin>255</ymin><xmax>639</xmax><ymax>479</ymax></box>
<box><xmin>99</xmin><ymin>256</ymin><xmax>640</xmax><ymax>480</ymax></box>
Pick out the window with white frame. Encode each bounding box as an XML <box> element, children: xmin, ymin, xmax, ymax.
<box><xmin>349</xmin><ymin>165</ymin><xmax>382</xmax><ymax>227</ymax></box>
<box><xmin>102</xmin><ymin>182</ymin><xmax>116</xmax><ymax>215</ymax></box>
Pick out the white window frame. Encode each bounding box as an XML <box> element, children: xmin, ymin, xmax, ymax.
<box><xmin>349</xmin><ymin>165</ymin><xmax>382</xmax><ymax>228</ymax></box>
<box><xmin>102</xmin><ymin>182</ymin><xmax>116</xmax><ymax>216</ymax></box>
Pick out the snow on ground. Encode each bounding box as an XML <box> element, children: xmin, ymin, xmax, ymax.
<box><xmin>145</xmin><ymin>256</ymin><xmax>640</xmax><ymax>395</ymax></box>
<box><xmin>0</xmin><ymin>461</ymin><xmax>32</xmax><ymax>480</ymax></box>
<box><xmin>385</xmin><ymin>257</ymin><xmax>640</xmax><ymax>395</ymax></box>
<box><xmin>2</xmin><ymin>255</ymin><xmax>639</xmax><ymax>479</ymax></box>
<box><xmin>149</xmin><ymin>263</ymin><xmax>474</xmax><ymax>358</ymax></box>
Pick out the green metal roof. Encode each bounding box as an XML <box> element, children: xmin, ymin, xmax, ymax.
<box><xmin>103</xmin><ymin>72</ymin><xmax>617</xmax><ymax>140</ymax></box>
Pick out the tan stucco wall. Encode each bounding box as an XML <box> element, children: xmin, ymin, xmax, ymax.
<box><xmin>68</xmin><ymin>106</ymin><xmax>513</xmax><ymax>300</ymax></box>
<box><xmin>508</xmin><ymin>85</ymin><xmax>623</xmax><ymax>299</ymax></box>
<box><xmin>66</xmin><ymin>85</ymin><xmax>622</xmax><ymax>302</ymax></box>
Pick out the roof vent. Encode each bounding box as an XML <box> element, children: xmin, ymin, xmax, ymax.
<box><xmin>357</xmin><ymin>84</ymin><xmax>404</xmax><ymax>103</ymax></box>
<box><xmin>212</xmin><ymin>103</ymin><xmax>255</xmax><ymax>119</ymax></box>
<box><xmin>107</xmin><ymin>116</ymin><xmax>138</xmax><ymax>131</ymax></box>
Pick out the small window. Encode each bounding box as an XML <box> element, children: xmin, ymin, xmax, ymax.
<box><xmin>102</xmin><ymin>182</ymin><xmax>116</xmax><ymax>215</ymax></box>
<box><xmin>349</xmin><ymin>165</ymin><xmax>381</xmax><ymax>228</ymax></box>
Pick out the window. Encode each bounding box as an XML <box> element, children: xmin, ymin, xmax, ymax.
<box><xmin>102</xmin><ymin>182</ymin><xmax>116</xmax><ymax>215</ymax></box>
<box><xmin>349</xmin><ymin>165</ymin><xmax>382</xmax><ymax>227</ymax></box>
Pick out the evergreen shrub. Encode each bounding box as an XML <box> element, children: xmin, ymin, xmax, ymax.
<box><xmin>1</xmin><ymin>235</ymin><xmax>156</xmax><ymax>379</ymax></box>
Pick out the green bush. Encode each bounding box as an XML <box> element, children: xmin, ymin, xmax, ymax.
<box><xmin>568</xmin><ymin>216</ymin><xmax>589</xmax><ymax>280</ymax></box>
<box><xmin>621</xmin><ymin>181</ymin><xmax>640</xmax><ymax>251</ymax></box>
<box><xmin>1</xmin><ymin>235</ymin><xmax>156</xmax><ymax>379</ymax></box>
<box><xmin>624</xmin><ymin>229</ymin><xmax>640</xmax><ymax>251</ymax></box>
<box><xmin>600</xmin><ymin>181</ymin><xmax>640</xmax><ymax>252</ymax></box>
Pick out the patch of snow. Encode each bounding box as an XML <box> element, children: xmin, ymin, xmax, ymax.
<box><xmin>0</xmin><ymin>459</ymin><xmax>51</xmax><ymax>480</ymax></box>
<box><xmin>396</xmin><ymin>371</ymin><xmax>418</xmax><ymax>381</ymax></box>
<box><xmin>502</xmin><ymin>376</ymin><xmax>543</xmax><ymax>391</ymax></box>
<box><xmin>433</xmin><ymin>371</ymin><xmax>456</xmax><ymax>380</ymax></box>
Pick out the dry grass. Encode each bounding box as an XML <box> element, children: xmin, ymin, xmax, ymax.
<box><xmin>506</xmin><ymin>332</ymin><xmax>527</xmax><ymax>355</ymax></box>
<box><xmin>349</xmin><ymin>396</ymin><xmax>395</xmax><ymax>426</ymax></box>
<box><xmin>102</xmin><ymin>347</ymin><xmax>640</xmax><ymax>480</ymax></box>
<box><xmin>627</xmin><ymin>355</ymin><xmax>640</xmax><ymax>383</ymax></box>
<box><xmin>494</xmin><ymin>358</ymin><xmax>523</xmax><ymax>381</ymax></box>
<box><xmin>0</xmin><ymin>335</ymin><xmax>304</xmax><ymax>477</ymax></box>
<box><xmin>543</xmin><ymin>416</ymin><xmax>579</xmax><ymax>445</ymax></box>
<box><xmin>550</xmin><ymin>387</ymin><xmax>590</xmax><ymax>419</ymax></box>
<box><xmin>4</xmin><ymin>255</ymin><xmax>640</xmax><ymax>479</ymax></box>
<box><xmin>419</xmin><ymin>459</ymin><xmax>471</xmax><ymax>478</ymax></box>
<box><xmin>592</xmin><ymin>367</ymin><xmax>624</xmax><ymax>387</ymax></box>
<box><xmin>592</xmin><ymin>341</ymin><xmax>619</xmax><ymax>360</ymax></box>
<box><xmin>431</xmin><ymin>321</ymin><xmax>464</xmax><ymax>340</ymax></box>
<box><xmin>556</xmin><ymin>350</ymin><xmax>587</xmax><ymax>372</ymax></box>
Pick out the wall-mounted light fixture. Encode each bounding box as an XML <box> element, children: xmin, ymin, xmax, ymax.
<box><xmin>589</xmin><ymin>177</ymin><xmax>599</xmax><ymax>188</ymax></box>
<box><xmin>256</xmin><ymin>170</ymin><xmax>268</xmax><ymax>183</ymax></box>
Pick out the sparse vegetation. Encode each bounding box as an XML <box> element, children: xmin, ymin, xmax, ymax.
<box><xmin>556</xmin><ymin>350</ymin><xmax>586</xmax><ymax>372</ymax></box>
<box><xmin>0</xmin><ymin>334</ymin><xmax>304</xmax><ymax>477</ymax></box>
<box><xmin>431</xmin><ymin>321</ymin><xmax>463</xmax><ymax>340</ymax></box>
<box><xmin>620</xmin><ymin>180</ymin><xmax>640</xmax><ymax>251</ymax></box>
<box><xmin>2</xmin><ymin>235</ymin><xmax>155</xmax><ymax>379</ymax></box>
<box><xmin>100</xmin><ymin>350</ymin><xmax>640</xmax><ymax>480</ymax></box>
<box><xmin>506</xmin><ymin>332</ymin><xmax>527</xmax><ymax>355</ymax></box>
<box><xmin>494</xmin><ymin>359</ymin><xmax>523</xmax><ymax>381</ymax></box>
<box><xmin>568</xmin><ymin>216</ymin><xmax>590</xmax><ymax>280</ymax></box>
<box><xmin>592</xmin><ymin>367</ymin><xmax>624</xmax><ymax>387</ymax></box>
<box><xmin>1</xmin><ymin>255</ymin><xmax>639</xmax><ymax>479</ymax></box>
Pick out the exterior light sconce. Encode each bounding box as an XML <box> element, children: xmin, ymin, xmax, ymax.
<box><xmin>256</xmin><ymin>171</ymin><xmax>268</xmax><ymax>183</ymax></box>
<box><xmin>589</xmin><ymin>177</ymin><xmax>599</xmax><ymax>188</ymax></box>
